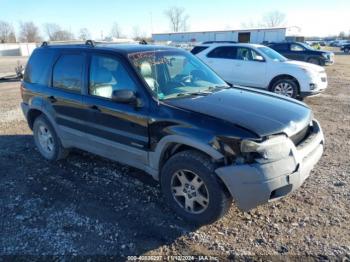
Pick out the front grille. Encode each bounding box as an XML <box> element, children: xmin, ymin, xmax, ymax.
<box><xmin>321</xmin><ymin>77</ymin><xmax>327</xmax><ymax>82</ymax></box>
<box><xmin>290</xmin><ymin>125</ymin><xmax>310</xmax><ymax>146</ymax></box>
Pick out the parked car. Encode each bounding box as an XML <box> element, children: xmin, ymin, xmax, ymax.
<box><xmin>268</xmin><ymin>42</ymin><xmax>334</xmax><ymax>66</ymax></box>
<box><xmin>340</xmin><ymin>44</ymin><xmax>350</xmax><ymax>53</ymax></box>
<box><xmin>192</xmin><ymin>43</ymin><xmax>328</xmax><ymax>99</ymax></box>
<box><xmin>21</xmin><ymin>41</ymin><xmax>324</xmax><ymax>224</ymax></box>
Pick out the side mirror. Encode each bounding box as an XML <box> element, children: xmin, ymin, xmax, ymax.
<box><xmin>254</xmin><ymin>55</ymin><xmax>265</xmax><ymax>62</ymax></box>
<box><xmin>112</xmin><ymin>89</ymin><xmax>137</xmax><ymax>103</ymax></box>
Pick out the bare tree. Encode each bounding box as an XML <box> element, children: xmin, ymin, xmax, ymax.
<box><xmin>132</xmin><ymin>26</ymin><xmax>146</xmax><ymax>40</ymax></box>
<box><xmin>0</xmin><ymin>21</ymin><xmax>16</xmax><ymax>43</ymax></box>
<box><xmin>164</xmin><ymin>6</ymin><xmax>189</xmax><ymax>32</ymax></box>
<box><xmin>43</xmin><ymin>23</ymin><xmax>60</xmax><ymax>40</ymax></box>
<box><xmin>110</xmin><ymin>23</ymin><xmax>122</xmax><ymax>38</ymax></box>
<box><xmin>19</xmin><ymin>22</ymin><xmax>41</xmax><ymax>42</ymax></box>
<box><xmin>262</xmin><ymin>11</ymin><xmax>286</xmax><ymax>28</ymax></box>
<box><xmin>78</xmin><ymin>28</ymin><xmax>91</xmax><ymax>40</ymax></box>
<box><xmin>43</xmin><ymin>23</ymin><xmax>74</xmax><ymax>41</ymax></box>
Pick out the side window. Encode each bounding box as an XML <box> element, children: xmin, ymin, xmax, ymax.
<box><xmin>207</xmin><ymin>46</ymin><xmax>237</xmax><ymax>59</ymax></box>
<box><xmin>191</xmin><ymin>46</ymin><xmax>209</xmax><ymax>55</ymax></box>
<box><xmin>53</xmin><ymin>54</ymin><xmax>84</xmax><ymax>92</ymax></box>
<box><xmin>290</xmin><ymin>44</ymin><xmax>305</xmax><ymax>51</ymax></box>
<box><xmin>24</xmin><ymin>50</ymin><xmax>55</xmax><ymax>85</ymax></box>
<box><xmin>89</xmin><ymin>55</ymin><xmax>137</xmax><ymax>99</ymax></box>
<box><xmin>250</xmin><ymin>49</ymin><xmax>265</xmax><ymax>62</ymax></box>
<box><xmin>236</xmin><ymin>47</ymin><xmax>252</xmax><ymax>61</ymax></box>
<box><xmin>272</xmin><ymin>44</ymin><xmax>288</xmax><ymax>51</ymax></box>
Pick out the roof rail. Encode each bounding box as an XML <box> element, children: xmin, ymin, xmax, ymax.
<box><xmin>40</xmin><ymin>39</ymin><xmax>141</xmax><ymax>47</ymax></box>
<box><xmin>202</xmin><ymin>41</ymin><xmax>237</xmax><ymax>44</ymax></box>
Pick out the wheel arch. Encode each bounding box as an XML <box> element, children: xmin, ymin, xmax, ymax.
<box><xmin>268</xmin><ymin>74</ymin><xmax>301</xmax><ymax>94</ymax></box>
<box><xmin>149</xmin><ymin>135</ymin><xmax>225</xmax><ymax>180</ymax></box>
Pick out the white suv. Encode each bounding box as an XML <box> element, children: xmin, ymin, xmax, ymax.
<box><xmin>192</xmin><ymin>43</ymin><xmax>328</xmax><ymax>99</ymax></box>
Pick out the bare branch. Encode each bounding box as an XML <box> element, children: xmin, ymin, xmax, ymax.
<box><xmin>262</xmin><ymin>11</ymin><xmax>286</xmax><ymax>28</ymax></box>
<box><xmin>19</xmin><ymin>21</ymin><xmax>41</xmax><ymax>42</ymax></box>
<box><xmin>164</xmin><ymin>6</ymin><xmax>189</xmax><ymax>32</ymax></box>
<box><xmin>110</xmin><ymin>23</ymin><xmax>122</xmax><ymax>38</ymax></box>
<box><xmin>78</xmin><ymin>28</ymin><xmax>91</xmax><ymax>41</ymax></box>
<box><xmin>0</xmin><ymin>21</ymin><xmax>16</xmax><ymax>43</ymax></box>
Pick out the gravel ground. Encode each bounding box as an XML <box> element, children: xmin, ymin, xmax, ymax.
<box><xmin>0</xmin><ymin>54</ymin><xmax>349</xmax><ymax>260</ymax></box>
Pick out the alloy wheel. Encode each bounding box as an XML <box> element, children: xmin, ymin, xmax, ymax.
<box><xmin>37</xmin><ymin>124</ymin><xmax>54</xmax><ymax>154</ymax></box>
<box><xmin>274</xmin><ymin>82</ymin><xmax>294</xmax><ymax>97</ymax></box>
<box><xmin>170</xmin><ymin>169</ymin><xmax>209</xmax><ymax>214</ymax></box>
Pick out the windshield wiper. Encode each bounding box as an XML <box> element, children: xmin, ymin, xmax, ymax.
<box><xmin>176</xmin><ymin>91</ymin><xmax>212</xmax><ymax>97</ymax></box>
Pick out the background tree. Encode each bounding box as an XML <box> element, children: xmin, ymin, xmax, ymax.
<box><xmin>164</xmin><ymin>6</ymin><xmax>189</xmax><ymax>32</ymax></box>
<box><xmin>43</xmin><ymin>23</ymin><xmax>61</xmax><ymax>41</ymax></box>
<box><xmin>78</xmin><ymin>28</ymin><xmax>91</xmax><ymax>40</ymax></box>
<box><xmin>19</xmin><ymin>21</ymin><xmax>41</xmax><ymax>42</ymax></box>
<box><xmin>0</xmin><ymin>21</ymin><xmax>16</xmax><ymax>43</ymax></box>
<box><xmin>43</xmin><ymin>23</ymin><xmax>74</xmax><ymax>41</ymax></box>
<box><xmin>110</xmin><ymin>22</ymin><xmax>122</xmax><ymax>38</ymax></box>
<box><xmin>261</xmin><ymin>11</ymin><xmax>286</xmax><ymax>28</ymax></box>
<box><xmin>132</xmin><ymin>25</ymin><xmax>146</xmax><ymax>40</ymax></box>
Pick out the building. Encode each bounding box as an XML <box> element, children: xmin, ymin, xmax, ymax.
<box><xmin>0</xmin><ymin>43</ymin><xmax>37</xmax><ymax>56</ymax></box>
<box><xmin>152</xmin><ymin>27</ymin><xmax>302</xmax><ymax>44</ymax></box>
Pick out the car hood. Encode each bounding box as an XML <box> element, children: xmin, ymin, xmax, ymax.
<box><xmin>284</xmin><ymin>60</ymin><xmax>324</xmax><ymax>72</ymax></box>
<box><xmin>166</xmin><ymin>88</ymin><xmax>312</xmax><ymax>138</ymax></box>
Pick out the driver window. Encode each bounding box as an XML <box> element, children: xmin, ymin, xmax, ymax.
<box><xmin>290</xmin><ymin>44</ymin><xmax>305</xmax><ymax>51</ymax></box>
<box><xmin>89</xmin><ymin>55</ymin><xmax>137</xmax><ymax>99</ymax></box>
<box><xmin>236</xmin><ymin>47</ymin><xmax>252</xmax><ymax>61</ymax></box>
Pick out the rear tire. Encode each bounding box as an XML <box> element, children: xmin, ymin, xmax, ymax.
<box><xmin>160</xmin><ymin>150</ymin><xmax>232</xmax><ymax>225</ymax></box>
<box><xmin>271</xmin><ymin>79</ymin><xmax>298</xmax><ymax>98</ymax></box>
<box><xmin>33</xmin><ymin>115</ymin><xmax>68</xmax><ymax>161</ymax></box>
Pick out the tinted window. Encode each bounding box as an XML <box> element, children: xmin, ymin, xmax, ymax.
<box><xmin>191</xmin><ymin>46</ymin><xmax>209</xmax><ymax>55</ymax></box>
<box><xmin>271</xmin><ymin>44</ymin><xmax>289</xmax><ymax>51</ymax></box>
<box><xmin>236</xmin><ymin>47</ymin><xmax>264</xmax><ymax>61</ymax></box>
<box><xmin>89</xmin><ymin>55</ymin><xmax>137</xmax><ymax>99</ymax></box>
<box><xmin>24</xmin><ymin>50</ymin><xmax>55</xmax><ymax>85</ymax></box>
<box><xmin>53</xmin><ymin>54</ymin><xmax>84</xmax><ymax>92</ymax></box>
<box><xmin>207</xmin><ymin>46</ymin><xmax>237</xmax><ymax>59</ymax></box>
<box><xmin>290</xmin><ymin>44</ymin><xmax>305</xmax><ymax>51</ymax></box>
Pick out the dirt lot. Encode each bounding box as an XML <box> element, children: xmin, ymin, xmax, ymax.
<box><xmin>0</xmin><ymin>54</ymin><xmax>349</xmax><ymax>260</ymax></box>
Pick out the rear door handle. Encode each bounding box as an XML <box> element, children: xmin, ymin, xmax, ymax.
<box><xmin>48</xmin><ymin>96</ymin><xmax>57</xmax><ymax>103</ymax></box>
<box><xmin>89</xmin><ymin>105</ymin><xmax>101</xmax><ymax>112</ymax></box>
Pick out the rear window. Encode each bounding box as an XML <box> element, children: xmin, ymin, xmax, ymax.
<box><xmin>53</xmin><ymin>54</ymin><xmax>84</xmax><ymax>92</ymax></box>
<box><xmin>190</xmin><ymin>46</ymin><xmax>209</xmax><ymax>55</ymax></box>
<box><xmin>207</xmin><ymin>46</ymin><xmax>237</xmax><ymax>59</ymax></box>
<box><xmin>24</xmin><ymin>50</ymin><xmax>55</xmax><ymax>85</ymax></box>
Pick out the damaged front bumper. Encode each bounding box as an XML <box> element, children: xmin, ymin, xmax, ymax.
<box><xmin>215</xmin><ymin>119</ymin><xmax>324</xmax><ymax>211</ymax></box>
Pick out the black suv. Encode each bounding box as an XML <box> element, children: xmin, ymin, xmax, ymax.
<box><xmin>268</xmin><ymin>42</ymin><xmax>334</xmax><ymax>66</ymax></box>
<box><xmin>21</xmin><ymin>41</ymin><xmax>325</xmax><ymax>224</ymax></box>
<box><xmin>340</xmin><ymin>44</ymin><xmax>350</xmax><ymax>53</ymax></box>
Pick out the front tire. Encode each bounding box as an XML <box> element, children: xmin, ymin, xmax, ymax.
<box><xmin>160</xmin><ymin>150</ymin><xmax>232</xmax><ymax>225</ymax></box>
<box><xmin>33</xmin><ymin>115</ymin><xmax>68</xmax><ymax>161</ymax></box>
<box><xmin>345</xmin><ymin>48</ymin><xmax>349</xmax><ymax>53</ymax></box>
<box><xmin>308</xmin><ymin>58</ymin><xmax>321</xmax><ymax>65</ymax></box>
<box><xmin>271</xmin><ymin>79</ymin><xmax>298</xmax><ymax>98</ymax></box>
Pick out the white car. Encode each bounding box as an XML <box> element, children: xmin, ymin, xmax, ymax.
<box><xmin>192</xmin><ymin>43</ymin><xmax>328</xmax><ymax>98</ymax></box>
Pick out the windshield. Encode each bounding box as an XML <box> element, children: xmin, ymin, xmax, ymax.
<box><xmin>299</xmin><ymin>42</ymin><xmax>315</xmax><ymax>50</ymax></box>
<box><xmin>258</xmin><ymin>46</ymin><xmax>287</xmax><ymax>62</ymax></box>
<box><xmin>128</xmin><ymin>50</ymin><xmax>229</xmax><ymax>100</ymax></box>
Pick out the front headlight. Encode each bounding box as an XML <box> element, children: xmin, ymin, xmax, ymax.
<box><xmin>322</xmin><ymin>53</ymin><xmax>329</xmax><ymax>59</ymax></box>
<box><xmin>240</xmin><ymin>135</ymin><xmax>292</xmax><ymax>161</ymax></box>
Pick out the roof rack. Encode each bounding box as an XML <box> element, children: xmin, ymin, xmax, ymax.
<box><xmin>41</xmin><ymin>39</ymin><xmax>148</xmax><ymax>47</ymax></box>
<box><xmin>202</xmin><ymin>41</ymin><xmax>238</xmax><ymax>44</ymax></box>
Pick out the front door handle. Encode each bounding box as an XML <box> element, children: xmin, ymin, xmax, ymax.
<box><xmin>89</xmin><ymin>105</ymin><xmax>101</xmax><ymax>112</ymax></box>
<box><xmin>48</xmin><ymin>96</ymin><xmax>57</xmax><ymax>103</ymax></box>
